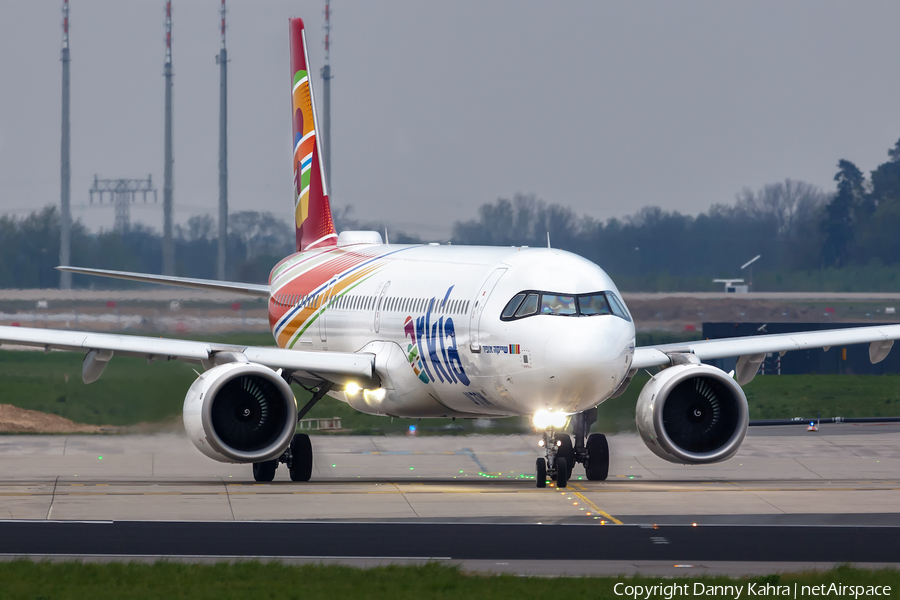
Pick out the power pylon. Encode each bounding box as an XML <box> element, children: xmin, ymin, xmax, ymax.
<box><xmin>89</xmin><ymin>175</ymin><xmax>158</xmax><ymax>233</ymax></box>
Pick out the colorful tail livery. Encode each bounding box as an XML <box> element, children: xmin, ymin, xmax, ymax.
<box><xmin>289</xmin><ymin>18</ymin><xmax>337</xmax><ymax>252</ymax></box>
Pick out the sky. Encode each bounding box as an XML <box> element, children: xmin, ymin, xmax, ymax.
<box><xmin>3</xmin><ymin>1</ymin><xmax>900</xmax><ymax>240</ymax></box>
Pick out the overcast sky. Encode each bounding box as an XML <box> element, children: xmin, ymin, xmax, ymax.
<box><xmin>3</xmin><ymin>1</ymin><xmax>900</xmax><ymax>239</ymax></box>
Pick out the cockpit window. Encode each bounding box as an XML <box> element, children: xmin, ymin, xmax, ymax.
<box><xmin>501</xmin><ymin>293</ymin><xmax>526</xmax><ymax>319</ymax></box>
<box><xmin>578</xmin><ymin>294</ymin><xmax>611</xmax><ymax>316</ymax></box>
<box><xmin>514</xmin><ymin>293</ymin><xmax>539</xmax><ymax>317</ymax></box>
<box><xmin>541</xmin><ymin>294</ymin><xmax>577</xmax><ymax>315</ymax></box>
<box><xmin>607</xmin><ymin>292</ymin><xmax>631</xmax><ymax>320</ymax></box>
<box><xmin>500</xmin><ymin>290</ymin><xmax>631</xmax><ymax>322</ymax></box>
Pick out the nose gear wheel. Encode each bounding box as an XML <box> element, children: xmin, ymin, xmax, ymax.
<box><xmin>534</xmin><ymin>407</ymin><xmax>609</xmax><ymax>487</ymax></box>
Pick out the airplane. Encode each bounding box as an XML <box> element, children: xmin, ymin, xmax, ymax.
<box><xmin>4</xmin><ymin>18</ymin><xmax>900</xmax><ymax>489</ymax></box>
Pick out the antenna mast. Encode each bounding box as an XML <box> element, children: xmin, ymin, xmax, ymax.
<box><xmin>216</xmin><ymin>0</ymin><xmax>228</xmax><ymax>279</ymax></box>
<box><xmin>59</xmin><ymin>0</ymin><xmax>72</xmax><ymax>288</ymax></box>
<box><xmin>320</xmin><ymin>0</ymin><xmax>333</xmax><ymax>193</ymax></box>
<box><xmin>162</xmin><ymin>1</ymin><xmax>175</xmax><ymax>274</ymax></box>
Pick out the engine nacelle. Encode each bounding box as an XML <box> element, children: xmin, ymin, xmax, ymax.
<box><xmin>183</xmin><ymin>362</ymin><xmax>297</xmax><ymax>463</ymax></box>
<box><xmin>636</xmin><ymin>363</ymin><xmax>749</xmax><ymax>464</ymax></box>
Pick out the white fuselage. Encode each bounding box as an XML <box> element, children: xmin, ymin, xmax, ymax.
<box><xmin>268</xmin><ymin>243</ymin><xmax>636</xmax><ymax>419</ymax></box>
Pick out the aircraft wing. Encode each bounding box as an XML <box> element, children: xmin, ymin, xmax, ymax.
<box><xmin>56</xmin><ymin>266</ymin><xmax>270</xmax><ymax>297</ymax></box>
<box><xmin>632</xmin><ymin>324</ymin><xmax>900</xmax><ymax>382</ymax></box>
<box><xmin>0</xmin><ymin>325</ymin><xmax>377</xmax><ymax>388</ymax></box>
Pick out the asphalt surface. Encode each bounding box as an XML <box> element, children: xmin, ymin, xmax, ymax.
<box><xmin>0</xmin><ymin>520</ymin><xmax>897</xmax><ymax>563</ymax></box>
<box><xmin>2</xmin><ymin>429</ymin><xmax>900</xmax><ymax>572</ymax></box>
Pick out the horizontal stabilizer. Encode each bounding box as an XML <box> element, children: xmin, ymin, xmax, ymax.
<box><xmin>56</xmin><ymin>266</ymin><xmax>269</xmax><ymax>297</ymax></box>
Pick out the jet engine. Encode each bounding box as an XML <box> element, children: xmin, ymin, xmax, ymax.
<box><xmin>183</xmin><ymin>362</ymin><xmax>297</xmax><ymax>463</ymax></box>
<box><xmin>635</xmin><ymin>363</ymin><xmax>749</xmax><ymax>464</ymax></box>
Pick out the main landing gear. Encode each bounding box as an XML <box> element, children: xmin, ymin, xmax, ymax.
<box><xmin>534</xmin><ymin>408</ymin><xmax>609</xmax><ymax>488</ymax></box>
<box><xmin>252</xmin><ymin>433</ymin><xmax>314</xmax><ymax>482</ymax></box>
<box><xmin>252</xmin><ymin>377</ymin><xmax>331</xmax><ymax>483</ymax></box>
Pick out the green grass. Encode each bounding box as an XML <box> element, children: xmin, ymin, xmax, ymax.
<box><xmin>3</xmin><ymin>331</ymin><xmax>900</xmax><ymax>433</ymax></box>
<box><xmin>596</xmin><ymin>373</ymin><xmax>900</xmax><ymax>433</ymax></box>
<box><xmin>0</xmin><ymin>350</ymin><xmax>197</xmax><ymax>426</ymax></box>
<box><xmin>0</xmin><ymin>562</ymin><xmax>896</xmax><ymax>600</ymax></box>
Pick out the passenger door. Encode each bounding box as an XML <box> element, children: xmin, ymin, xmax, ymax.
<box><xmin>468</xmin><ymin>268</ymin><xmax>507</xmax><ymax>352</ymax></box>
<box><xmin>320</xmin><ymin>276</ymin><xmax>338</xmax><ymax>342</ymax></box>
<box><xmin>374</xmin><ymin>281</ymin><xmax>390</xmax><ymax>334</ymax></box>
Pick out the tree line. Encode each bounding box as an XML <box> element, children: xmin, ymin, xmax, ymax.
<box><xmin>4</xmin><ymin>138</ymin><xmax>900</xmax><ymax>291</ymax></box>
<box><xmin>451</xmin><ymin>138</ymin><xmax>900</xmax><ymax>291</ymax></box>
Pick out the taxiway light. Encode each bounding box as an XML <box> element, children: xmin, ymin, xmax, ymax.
<box><xmin>345</xmin><ymin>382</ymin><xmax>360</xmax><ymax>395</ymax></box>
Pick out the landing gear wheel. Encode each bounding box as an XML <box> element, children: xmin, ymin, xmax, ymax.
<box><xmin>556</xmin><ymin>457</ymin><xmax>568</xmax><ymax>488</ymax></box>
<box><xmin>252</xmin><ymin>459</ymin><xmax>277</xmax><ymax>482</ymax></box>
<box><xmin>585</xmin><ymin>433</ymin><xmax>609</xmax><ymax>481</ymax></box>
<box><xmin>289</xmin><ymin>433</ymin><xmax>313</xmax><ymax>482</ymax></box>
<box><xmin>554</xmin><ymin>433</ymin><xmax>575</xmax><ymax>479</ymax></box>
<box><xmin>535</xmin><ymin>457</ymin><xmax>547</xmax><ymax>488</ymax></box>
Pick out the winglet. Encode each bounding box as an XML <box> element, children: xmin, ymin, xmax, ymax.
<box><xmin>290</xmin><ymin>18</ymin><xmax>337</xmax><ymax>252</ymax></box>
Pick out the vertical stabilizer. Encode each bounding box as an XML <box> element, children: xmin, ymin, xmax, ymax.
<box><xmin>290</xmin><ymin>18</ymin><xmax>337</xmax><ymax>252</ymax></box>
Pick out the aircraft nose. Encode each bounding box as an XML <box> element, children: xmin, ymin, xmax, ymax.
<box><xmin>543</xmin><ymin>318</ymin><xmax>633</xmax><ymax>406</ymax></box>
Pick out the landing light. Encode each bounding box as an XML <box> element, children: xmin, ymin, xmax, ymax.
<box><xmin>345</xmin><ymin>382</ymin><xmax>360</xmax><ymax>395</ymax></box>
<box><xmin>532</xmin><ymin>410</ymin><xmax>568</xmax><ymax>430</ymax></box>
<box><xmin>364</xmin><ymin>388</ymin><xmax>386</xmax><ymax>402</ymax></box>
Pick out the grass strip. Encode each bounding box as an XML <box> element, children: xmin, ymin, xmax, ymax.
<box><xmin>0</xmin><ymin>561</ymin><xmax>897</xmax><ymax>600</ymax></box>
<box><xmin>3</xmin><ymin>340</ymin><xmax>900</xmax><ymax>433</ymax></box>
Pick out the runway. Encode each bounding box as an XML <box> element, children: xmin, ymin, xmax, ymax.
<box><xmin>1</xmin><ymin>425</ymin><xmax>899</xmax><ymax>573</ymax></box>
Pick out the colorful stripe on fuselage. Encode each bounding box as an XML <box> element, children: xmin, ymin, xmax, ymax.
<box><xmin>268</xmin><ymin>245</ymin><xmax>414</xmax><ymax>348</ymax></box>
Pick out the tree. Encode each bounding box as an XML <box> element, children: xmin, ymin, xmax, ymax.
<box><xmin>821</xmin><ymin>160</ymin><xmax>864</xmax><ymax>267</ymax></box>
<box><xmin>229</xmin><ymin>211</ymin><xmax>293</xmax><ymax>260</ymax></box>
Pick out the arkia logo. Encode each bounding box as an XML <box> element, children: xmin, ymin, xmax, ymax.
<box><xmin>403</xmin><ymin>290</ymin><xmax>470</xmax><ymax>387</ymax></box>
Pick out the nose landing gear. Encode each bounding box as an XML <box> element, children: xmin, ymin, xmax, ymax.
<box><xmin>535</xmin><ymin>428</ymin><xmax>570</xmax><ymax>488</ymax></box>
<box><xmin>534</xmin><ymin>408</ymin><xmax>609</xmax><ymax>488</ymax></box>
